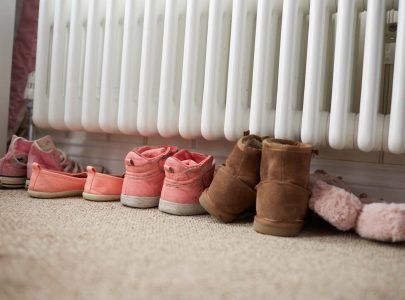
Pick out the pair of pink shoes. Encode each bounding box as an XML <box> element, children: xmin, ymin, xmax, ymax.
<box><xmin>28</xmin><ymin>163</ymin><xmax>123</xmax><ymax>201</ymax></box>
<box><xmin>121</xmin><ymin>146</ymin><xmax>215</xmax><ymax>216</ymax></box>
<box><xmin>310</xmin><ymin>170</ymin><xmax>405</xmax><ymax>243</ymax></box>
<box><xmin>0</xmin><ymin>135</ymin><xmax>87</xmax><ymax>188</ymax></box>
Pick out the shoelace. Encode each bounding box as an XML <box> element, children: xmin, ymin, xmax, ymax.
<box><xmin>57</xmin><ymin>149</ymin><xmax>85</xmax><ymax>173</ymax></box>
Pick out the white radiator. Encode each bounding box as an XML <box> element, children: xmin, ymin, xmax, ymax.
<box><xmin>33</xmin><ymin>0</ymin><xmax>405</xmax><ymax>153</ymax></box>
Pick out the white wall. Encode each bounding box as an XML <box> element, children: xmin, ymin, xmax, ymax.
<box><xmin>0</xmin><ymin>0</ymin><xmax>16</xmax><ymax>156</ymax></box>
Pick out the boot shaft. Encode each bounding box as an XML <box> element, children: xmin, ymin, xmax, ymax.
<box><xmin>226</xmin><ymin>135</ymin><xmax>262</xmax><ymax>187</ymax></box>
<box><xmin>261</xmin><ymin>139</ymin><xmax>313</xmax><ymax>188</ymax></box>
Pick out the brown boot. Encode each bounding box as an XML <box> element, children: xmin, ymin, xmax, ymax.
<box><xmin>254</xmin><ymin>139</ymin><xmax>315</xmax><ymax>236</ymax></box>
<box><xmin>199</xmin><ymin>135</ymin><xmax>262</xmax><ymax>222</ymax></box>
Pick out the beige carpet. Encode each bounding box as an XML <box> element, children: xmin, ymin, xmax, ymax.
<box><xmin>0</xmin><ymin>190</ymin><xmax>404</xmax><ymax>300</ymax></box>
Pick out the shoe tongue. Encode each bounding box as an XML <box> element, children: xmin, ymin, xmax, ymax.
<box><xmin>173</xmin><ymin>151</ymin><xmax>200</xmax><ymax>167</ymax></box>
<box><xmin>36</xmin><ymin>135</ymin><xmax>56</xmax><ymax>152</ymax></box>
<box><xmin>9</xmin><ymin>135</ymin><xmax>32</xmax><ymax>152</ymax></box>
<box><xmin>182</xmin><ymin>159</ymin><xmax>198</xmax><ymax>166</ymax></box>
<box><xmin>140</xmin><ymin>147</ymin><xmax>167</xmax><ymax>158</ymax></box>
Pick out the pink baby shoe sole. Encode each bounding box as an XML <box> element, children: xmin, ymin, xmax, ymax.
<box><xmin>28</xmin><ymin>163</ymin><xmax>87</xmax><ymax>199</ymax></box>
<box><xmin>83</xmin><ymin>166</ymin><xmax>124</xmax><ymax>201</ymax></box>
<box><xmin>158</xmin><ymin>199</ymin><xmax>207</xmax><ymax>216</ymax></box>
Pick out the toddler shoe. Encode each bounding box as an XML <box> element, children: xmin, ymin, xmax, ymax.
<box><xmin>0</xmin><ymin>135</ymin><xmax>33</xmax><ymax>188</ymax></box>
<box><xmin>28</xmin><ymin>163</ymin><xmax>87</xmax><ymax>198</ymax></box>
<box><xmin>199</xmin><ymin>135</ymin><xmax>262</xmax><ymax>222</ymax></box>
<box><xmin>83</xmin><ymin>166</ymin><xmax>123</xmax><ymax>201</ymax></box>
<box><xmin>26</xmin><ymin>135</ymin><xmax>88</xmax><ymax>188</ymax></box>
<box><xmin>121</xmin><ymin>145</ymin><xmax>177</xmax><ymax>208</ymax></box>
<box><xmin>159</xmin><ymin>150</ymin><xmax>215</xmax><ymax>216</ymax></box>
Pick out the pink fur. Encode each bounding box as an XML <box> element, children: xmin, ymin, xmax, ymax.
<box><xmin>309</xmin><ymin>178</ymin><xmax>363</xmax><ymax>231</ymax></box>
<box><xmin>355</xmin><ymin>203</ymin><xmax>405</xmax><ymax>242</ymax></box>
<box><xmin>309</xmin><ymin>170</ymin><xmax>405</xmax><ymax>242</ymax></box>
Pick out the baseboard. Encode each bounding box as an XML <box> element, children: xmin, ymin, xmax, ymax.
<box><xmin>34</xmin><ymin>128</ymin><xmax>405</xmax><ymax>203</ymax></box>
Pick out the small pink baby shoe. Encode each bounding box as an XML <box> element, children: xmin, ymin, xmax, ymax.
<box><xmin>121</xmin><ymin>145</ymin><xmax>177</xmax><ymax>208</ymax></box>
<box><xmin>26</xmin><ymin>135</ymin><xmax>101</xmax><ymax>188</ymax></box>
<box><xmin>159</xmin><ymin>150</ymin><xmax>215</xmax><ymax>216</ymax></box>
<box><xmin>0</xmin><ymin>135</ymin><xmax>33</xmax><ymax>188</ymax></box>
<box><xmin>83</xmin><ymin>166</ymin><xmax>124</xmax><ymax>201</ymax></box>
<box><xmin>309</xmin><ymin>177</ymin><xmax>362</xmax><ymax>231</ymax></box>
<box><xmin>28</xmin><ymin>163</ymin><xmax>87</xmax><ymax>198</ymax></box>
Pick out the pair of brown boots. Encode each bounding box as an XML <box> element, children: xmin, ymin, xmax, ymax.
<box><xmin>199</xmin><ymin>134</ymin><xmax>316</xmax><ymax>237</ymax></box>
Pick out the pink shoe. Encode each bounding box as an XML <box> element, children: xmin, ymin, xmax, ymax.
<box><xmin>26</xmin><ymin>135</ymin><xmax>87</xmax><ymax>188</ymax></box>
<box><xmin>83</xmin><ymin>166</ymin><xmax>124</xmax><ymax>201</ymax></box>
<box><xmin>0</xmin><ymin>135</ymin><xmax>33</xmax><ymax>188</ymax></box>
<box><xmin>121</xmin><ymin>146</ymin><xmax>177</xmax><ymax>208</ymax></box>
<box><xmin>159</xmin><ymin>150</ymin><xmax>215</xmax><ymax>215</ymax></box>
<box><xmin>28</xmin><ymin>163</ymin><xmax>87</xmax><ymax>198</ymax></box>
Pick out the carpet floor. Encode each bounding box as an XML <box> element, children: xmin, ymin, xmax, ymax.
<box><xmin>0</xmin><ymin>189</ymin><xmax>404</xmax><ymax>300</ymax></box>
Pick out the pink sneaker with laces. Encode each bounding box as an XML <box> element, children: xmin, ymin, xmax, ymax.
<box><xmin>26</xmin><ymin>135</ymin><xmax>87</xmax><ymax>188</ymax></box>
<box><xmin>0</xmin><ymin>135</ymin><xmax>33</xmax><ymax>188</ymax></box>
<box><xmin>121</xmin><ymin>145</ymin><xmax>177</xmax><ymax>208</ymax></box>
<box><xmin>159</xmin><ymin>150</ymin><xmax>215</xmax><ymax>216</ymax></box>
<box><xmin>83</xmin><ymin>166</ymin><xmax>124</xmax><ymax>201</ymax></box>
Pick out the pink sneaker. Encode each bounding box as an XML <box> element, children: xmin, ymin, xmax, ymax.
<box><xmin>28</xmin><ymin>163</ymin><xmax>87</xmax><ymax>198</ymax></box>
<box><xmin>121</xmin><ymin>146</ymin><xmax>177</xmax><ymax>208</ymax></box>
<box><xmin>26</xmin><ymin>135</ymin><xmax>86</xmax><ymax>188</ymax></box>
<box><xmin>0</xmin><ymin>135</ymin><xmax>33</xmax><ymax>188</ymax></box>
<box><xmin>159</xmin><ymin>150</ymin><xmax>215</xmax><ymax>215</ymax></box>
<box><xmin>83</xmin><ymin>166</ymin><xmax>124</xmax><ymax>201</ymax></box>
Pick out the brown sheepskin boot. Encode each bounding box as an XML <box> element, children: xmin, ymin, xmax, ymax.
<box><xmin>254</xmin><ymin>139</ymin><xmax>315</xmax><ymax>236</ymax></box>
<box><xmin>199</xmin><ymin>135</ymin><xmax>262</xmax><ymax>222</ymax></box>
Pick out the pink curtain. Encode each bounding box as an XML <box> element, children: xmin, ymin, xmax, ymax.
<box><xmin>8</xmin><ymin>0</ymin><xmax>39</xmax><ymax>139</ymax></box>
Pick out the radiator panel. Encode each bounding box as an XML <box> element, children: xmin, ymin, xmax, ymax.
<box><xmin>33</xmin><ymin>0</ymin><xmax>404</xmax><ymax>153</ymax></box>
<box><xmin>157</xmin><ymin>0</ymin><xmax>187</xmax><ymax>138</ymax></box>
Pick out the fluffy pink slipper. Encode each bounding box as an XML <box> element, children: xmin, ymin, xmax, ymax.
<box><xmin>311</xmin><ymin>169</ymin><xmax>353</xmax><ymax>192</ymax></box>
<box><xmin>309</xmin><ymin>177</ymin><xmax>362</xmax><ymax>231</ymax></box>
<box><xmin>356</xmin><ymin>203</ymin><xmax>405</xmax><ymax>242</ymax></box>
<box><xmin>309</xmin><ymin>170</ymin><xmax>405</xmax><ymax>243</ymax></box>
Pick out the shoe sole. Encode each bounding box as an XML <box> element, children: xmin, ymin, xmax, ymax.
<box><xmin>28</xmin><ymin>189</ymin><xmax>84</xmax><ymax>199</ymax></box>
<box><xmin>120</xmin><ymin>194</ymin><xmax>159</xmax><ymax>208</ymax></box>
<box><xmin>25</xmin><ymin>179</ymin><xmax>30</xmax><ymax>189</ymax></box>
<box><xmin>198</xmin><ymin>191</ymin><xmax>236</xmax><ymax>222</ymax></box>
<box><xmin>253</xmin><ymin>217</ymin><xmax>303</xmax><ymax>237</ymax></box>
<box><xmin>82</xmin><ymin>192</ymin><xmax>120</xmax><ymax>202</ymax></box>
<box><xmin>0</xmin><ymin>176</ymin><xmax>26</xmax><ymax>188</ymax></box>
<box><xmin>159</xmin><ymin>198</ymin><xmax>207</xmax><ymax>216</ymax></box>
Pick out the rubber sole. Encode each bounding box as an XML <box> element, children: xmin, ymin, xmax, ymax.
<box><xmin>82</xmin><ymin>192</ymin><xmax>120</xmax><ymax>202</ymax></box>
<box><xmin>253</xmin><ymin>217</ymin><xmax>303</xmax><ymax>237</ymax></box>
<box><xmin>0</xmin><ymin>176</ymin><xmax>26</xmax><ymax>188</ymax></box>
<box><xmin>28</xmin><ymin>189</ymin><xmax>83</xmax><ymax>199</ymax></box>
<box><xmin>159</xmin><ymin>198</ymin><xmax>207</xmax><ymax>216</ymax></box>
<box><xmin>120</xmin><ymin>194</ymin><xmax>159</xmax><ymax>208</ymax></box>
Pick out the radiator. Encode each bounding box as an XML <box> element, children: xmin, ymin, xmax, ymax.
<box><xmin>33</xmin><ymin>0</ymin><xmax>405</xmax><ymax>153</ymax></box>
